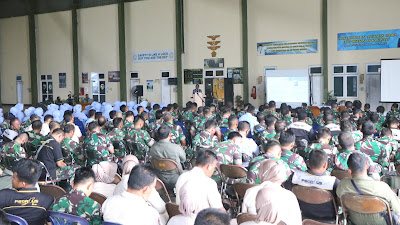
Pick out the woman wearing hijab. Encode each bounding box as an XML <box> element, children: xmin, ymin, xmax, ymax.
<box><xmin>92</xmin><ymin>161</ymin><xmax>120</xmax><ymax>198</ymax></box>
<box><xmin>113</xmin><ymin>155</ymin><xmax>168</xmax><ymax>225</ymax></box>
<box><xmin>241</xmin><ymin>159</ymin><xmax>301</xmax><ymax>225</ymax></box>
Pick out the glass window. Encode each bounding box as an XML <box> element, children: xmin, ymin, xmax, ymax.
<box><xmin>367</xmin><ymin>65</ymin><xmax>381</xmax><ymax>73</ymax></box>
<box><xmin>41</xmin><ymin>75</ymin><xmax>46</xmax><ymax>80</ymax></box>
<box><xmin>334</xmin><ymin>66</ymin><xmax>344</xmax><ymax>74</ymax></box>
<box><xmin>215</xmin><ymin>70</ymin><xmax>224</xmax><ymax>77</ymax></box>
<box><xmin>346</xmin><ymin>65</ymin><xmax>357</xmax><ymax>73</ymax></box>
<box><xmin>131</xmin><ymin>73</ymin><xmax>138</xmax><ymax>78</ymax></box>
<box><xmin>47</xmin><ymin>75</ymin><xmax>52</xmax><ymax>80</ymax></box>
<box><xmin>99</xmin><ymin>74</ymin><xmax>105</xmax><ymax>79</ymax></box>
<box><xmin>310</xmin><ymin>67</ymin><xmax>322</xmax><ymax>74</ymax></box>
<box><xmin>161</xmin><ymin>72</ymin><xmax>170</xmax><ymax>78</ymax></box>
<box><xmin>347</xmin><ymin>76</ymin><xmax>357</xmax><ymax>97</ymax></box>
<box><xmin>205</xmin><ymin>71</ymin><xmax>214</xmax><ymax>77</ymax></box>
<box><xmin>334</xmin><ymin>77</ymin><xmax>343</xmax><ymax>97</ymax></box>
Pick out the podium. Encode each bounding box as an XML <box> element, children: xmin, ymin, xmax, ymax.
<box><xmin>192</xmin><ymin>92</ymin><xmax>205</xmax><ymax>107</ymax></box>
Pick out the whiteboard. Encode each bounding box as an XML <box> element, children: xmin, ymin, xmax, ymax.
<box><xmin>265</xmin><ymin>69</ymin><xmax>309</xmax><ymax>108</ymax></box>
<box><xmin>381</xmin><ymin>59</ymin><xmax>400</xmax><ymax>102</ymax></box>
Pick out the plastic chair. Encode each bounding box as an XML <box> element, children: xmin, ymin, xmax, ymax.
<box><xmin>48</xmin><ymin>211</ymin><xmax>89</xmax><ymax>225</ymax></box>
<box><xmin>155</xmin><ymin>178</ymin><xmax>171</xmax><ymax>202</ymax></box>
<box><xmin>6</xmin><ymin>213</ymin><xmax>28</xmax><ymax>225</ymax></box>
<box><xmin>340</xmin><ymin>193</ymin><xmax>393</xmax><ymax>225</ymax></box>
<box><xmin>292</xmin><ymin>185</ymin><xmax>338</xmax><ymax>224</ymax></box>
<box><xmin>330</xmin><ymin>169</ymin><xmax>351</xmax><ymax>180</ymax></box>
<box><xmin>165</xmin><ymin>202</ymin><xmax>181</xmax><ymax>219</ymax></box>
<box><xmin>89</xmin><ymin>192</ymin><xmax>107</xmax><ymax>206</ymax></box>
<box><xmin>237</xmin><ymin>213</ymin><xmax>256</xmax><ymax>225</ymax></box>
<box><xmin>151</xmin><ymin>158</ymin><xmax>182</xmax><ymax>174</ymax></box>
<box><xmin>233</xmin><ymin>183</ymin><xmax>259</xmax><ymax>212</ymax></box>
<box><xmin>39</xmin><ymin>184</ymin><xmax>67</xmax><ymax>201</ymax></box>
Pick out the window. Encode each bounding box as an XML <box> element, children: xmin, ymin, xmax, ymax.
<box><xmin>367</xmin><ymin>64</ymin><xmax>381</xmax><ymax>73</ymax></box>
<box><xmin>333</xmin><ymin>64</ymin><xmax>358</xmax><ymax>98</ymax></box>
<box><xmin>161</xmin><ymin>71</ymin><xmax>170</xmax><ymax>78</ymax></box>
<box><xmin>130</xmin><ymin>72</ymin><xmax>138</xmax><ymax>78</ymax></box>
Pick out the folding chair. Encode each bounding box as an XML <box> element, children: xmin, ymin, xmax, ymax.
<box><xmin>155</xmin><ymin>178</ymin><xmax>171</xmax><ymax>202</ymax></box>
<box><xmin>89</xmin><ymin>192</ymin><xmax>107</xmax><ymax>206</ymax></box>
<box><xmin>165</xmin><ymin>202</ymin><xmax>181</xmax><ymax>219</ymax></box>
<box><xmin>234</xmin><ymin>183</ymin><xmax>259</xmax><ymax>213</ymax></box>
<box><xmin>341</xmin><ymin>193</ymin><xmax>393</xmax><ymax>225</ymax></box>
<box><xmin>330</xmin><ymin>169</ymin><xmax>351</xmax><ymax>180</ymax></box>
<box><xmin>151</xmin><ymin>158</ymin><xmax>182</xmax><ymax>174</ymax></box>
<box><xmin>292</xmin><ymin>185</ymin><xmax>338</xmax><ymax>224</ymax></box>
<box><xmin>48</xmin><ymin>211</ymin><xmax>89</xmax><ymax>225</ymax></box>
<box><xmin>39</xmin><ymin>184</ymin><xmax>66</xmax><ymax>201</ymax></box>
<box><xmin>6</xmin><ymin>213</ymin><xmax>28</xmax><ymax>225</ymax></box>
<box><xmin>237</xmin><ymin>213</ymin><xmax>257</xmax><ymax>225</ymax></box>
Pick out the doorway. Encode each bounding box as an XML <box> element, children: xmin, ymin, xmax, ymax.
<box><xmin>161</xmin><ymin>79</ymin><xmax>171</xmax><ymax>105</ymax></box>
<box><xmin>366</xmin><ymin>64</ymin><xmax>381</xmax><ymax>110</ymax></box>
<box><xmin>16</xmin><ymin>76</ymin><xmax>23</xmax><ymax>103</ymax></box>
<box><xmin>40</xmin><ymin>74</ymin><xmax>53</xmax><ymax>102</ymax></box>
<box><xmin>204</xmin><ymin>69</ymin><xmax>225</xmax><ymax>106</ymax></box>
<box><xmin>130</xmin><ymin>78</ymin><xmax>140</xmax><ymax>102</ymax></box>
<box><xmin>91</xmin><ymin>72</ymin><xmax>106</xmax><ymax>102</ymax></box>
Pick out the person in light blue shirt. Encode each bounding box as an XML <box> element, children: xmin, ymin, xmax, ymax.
<box><xmin>238</xmin><ymin>105</ymin><xmax>259</xmax><ymax>134</ymax></box>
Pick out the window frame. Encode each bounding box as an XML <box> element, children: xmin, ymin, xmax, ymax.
<box><xmin>332</xmin><ymin>64</ymin><xmax>359</xmax><ymax>98</ymax></box>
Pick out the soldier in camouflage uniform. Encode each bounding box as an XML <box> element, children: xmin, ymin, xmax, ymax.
<box><xmin>257</xmin><ymin>115</ymin><xmax>277</xmax><ymax>146</ymax></box>
<box><xmin>387</xmin><ymin>103</ymin><xmax>400</xmax><ymax>118</ymax></box>
<box><xmin>97</xmin><ymin>116</ymin><xmax>108</xmax><ymax>135</ymax></box>
<box><xmin>21</xmin><ymin>114</ymin><xmax>41</xmax><ymax>132</ymax></box>
<box><xmin>52</xmin><ymin>167</ymin><xmax>102</xmax><ymax>225</ymax></box>
<box><xmin>149</xmin><ymin>104</ymin><xmax>160</xmax><ymax>121</ymax></box>
<box><xmin>107</xmin><ymin>118</ymin><xmax>127</xmax><ymax>158</ymax></box>
<box><xmin>302</xmin><ymin>103</ymin><xmax>314</xmax><ymax>119</ymax></box>
<box><xmin>84</xmin><ymin>122</ymin><xmax>115</xmax><ymax>166</ymax></box>
<box><xmin>0</xmin><ymin>133</ymin><xmax>28</xmax><ymax>169</ymax></box>
<box><xmin>223</xmin><ymin>115</ymin><xmax>239</xmax><ymax>141</ymax></box>
<box><xmin>377</xmin><ymin>128</ymin><xmax>398</xmax><ymax>167</ymax></box>
<box><xmin>147</xmin><ymin>110</ymin><xmax>163</xmax><ymax>139</ymax></box>
<box><xmin>356</xmin><ymin>121</ymin><xmax>389</xmax><ymax>169</ymax></box>
<box><xmin>124</xmin><ymin>116</ymin><xmax>155</xmax><ymax>161</ymax></box>
<box><xmin>122</xmin><ymin>111</ymin><xmax>135</xmax><ymax>134</ymax></box>
<box><xmin>62</xmin><ymin>124</ymin><xmax>85</xmax><ymax>166</ymax></box>
<box><xmin>376</xmin><ymin>106</ymin><xmax>386</xmax><ymax>124</ymax></box>
<box><xmin>247</xmin><ymin>142</ymin><xmax>291</xmax><ymax>184</ymax></box>
<box><xmin>192</xmin><ymin>120</ymin><xmax>219</xmax><ymax>153</ymax></box>
<box><xmin>281</xmin><ymin>107</ymin><xmax>293</xmax><ymax>127</ymax></box>
<box><xmin>266</xmin><ymin>101</ymin><xmax>282</xmax><ymax>119</ymax></box>
<box><xmin>279</xmin><ymin>131</ymin><xmax>307</xmax><ymax>172</ymax></box>
<box><xmin>363</xmin><ymin>103</ymin><xmax>372</xmax><ymax>119</ymax></box>
<box><xmin>304</xmin><ymin>128</ymin><xmax>337</xmax><ymax>171</ymax></box>
<box><xmin>163</xmin><ymin>113</ymin><xmax>186</xmax><ymax>146</ymax></box>
<box><xmin>330</xmin><ymin>120</ymin><xmax>363</xmax><ymax>146</ymax></box>
<box><xmin>333</xmin><ymin>132</ymin><xmax>381</xmax><ymax>180</ymax></box>
<box><xmin>26</xmin><ymin>121</ymin><xmax>46</xmax><ymax>157</ymax></box>
<box><xmin>331</xmin><ymin>103</ymin><xmax>340</xmax><ymax>120</ymax></box>
<box><xmin>106</xmin><ymin>110</ymin><xmax>117</xmax><ymax>132</ymax></box>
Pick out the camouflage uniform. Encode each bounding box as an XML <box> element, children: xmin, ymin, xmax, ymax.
<box><xmin>182</xmin><ymin>111</ymin><xmax>193</xmax><ymax>121</ymax></box>
<box><xmin>27</xmin><ymin>131</ymin><xmax>45</xmax><ymax>148</ymax></box>
<box><xmin>331</xmin><ymin>131</ymin><xmax>363</xmax><ymax>146</ymax></box>
<box><xmin>147</xmin><ymin>120</ymin><xmax>163</xmax><ymax>138</ymax></box>
<box><xmin>125</xmin><ymin>128</ymin><xmax>155</xmax><ymax>161</ymax></box>
<box><xmin>149</xmin><ymin>110</ymin><xmax>157</xmax><ymax>121</ymax></box>
<box><xmin>165</xmin><ymin>122</ymin><xmax>185</xmax><ymax>145</ymax></box>
<box><xmin>0</xmin><ymin>120</ymin><xmax>10</xmax><ymax>131</ymax></box>
<box><xmin>377</xmin><ymin>137</ymin><xmax>398</xmax><ymax>163</ymax></box>
<box><xmin>20</xmin><ymin>120</ymin><xmax>31</xmax><ymax>132</ymax></box>
<box><xmin>83</xmin><ymin>133</ymin><xmax>114</xmax><ymax>166</ymax></box>
<box><xmin>247</xmin><ymin>152</ymin><xmax>291</xmax><ymax>184</ymax></box>
<box><xmin>108</xmin><ymin>128</ymin><xmax>126</xmax><ymax>158</ymax></box>
<box><xmin>387</xmin><ymin>109</ymin><xmax>400</xmax><ymax>119</ymax></box>
<box><xmin>280</xmin><ymin>149</ymin><xmax>307</xmax><ymax>172</ymax></box>
<box><xmin>355</xmin><ymin>136</ymin><xmax>389</xmax><ymax>168</ymax></box>
<box><xmin>61</xmin><ymin>137</ymin><xmax>85</xmax><ymax>166</ymax></box>
<box><xmin>374</xmin><ymin>123</ymin><xmax>383</xmax><ymax>133</ymax></box>
<box><xmin>282</xmin><ymin>115</ymin><xmax>293</xmax><ymax>126</ymax></box>
<box><xmin>332</xmin><ymin>110</ymin><xmax>340</xmax><ymax>120</ymax></box>
<box><xmin>305</xmin><ymin>117</ymin><xmax>313</xmax><ymax>126</ymax></box>
<box><xmin>363</xmin><ymin>110</ymin><xmax>372</xmax><ymax>119</ymax></box>
<box><xmin>304</xmin><ymin>107</ymin><xmax>314</xmax><ymax>119</ymax></box>
<box><xmin>257</xmin><ymin>128</ymin><xmax>276</xmax><ymax>146</ymax></box>
<box><xmin>171</xmin><ymin>111</ymin><xmax>179</xmax><ymax>123</ymax></box>
<box><xmin>105</xmin><ymin>120</ymin><xmax>114</xmax><ymax>132</ymax></box>
<box><xmin>0</xmin><ymin>142</ymin><xmax>26</xmax><ymax>168</ymax></box>
<box><xmin>333</xmin><ymin>149</ymin><xmax>381</xmax><ymax>180</ymax></box>
<box><xmin>377</xmin><ymin>112</ymin><xmax>385</xmax><ymax>124</ymax></box>
<box><xmin>122</xmin><ymin>121</ymin><xmax>134</xmax><ymax>134</ymax></box>
<box><xmin>212</xmin><ymin>140</ymin><xmax>242</xmax><ymax>183</ymax></box>
<box><xmin>52</xmin><ymin>189</ymin><xmax>102</xmax><ymax>225</ymax></box>
<box><xmin>192</xmin><ymin>131</ymin><xmax>218</xmax><ymax>152</ymax></box>
<box><xmin>266</xmin><ymin>109</ymin><xmax>282</xmax><ymax>119</ymax></box>
<box><xmin>223</xmin><ymin>128</ymin><xmax>237</xmax><ymax>141</ymax></box>
<box><xmin>314</xmin><ymin>114</ymin><xmax>324</xmax><ymax>127</ymax></box>
<box><xmin>218</xmin><ymin>118</ymin><xmax>229</xmax><ymax>128</ymax></box>
<box><xmin>304</xmin><ymin>141</ymin><xmax>337</xmax><ymax>171</ymax></box>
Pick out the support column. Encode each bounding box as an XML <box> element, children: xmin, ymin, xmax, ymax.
<box><xmin>118</xmin><ymin>0</ymin><xmax>127</xmax><ymax>101</ymax></box>
<box><xmin>28</xmin><ymin>0</ymin><xmax>38</xmax><ymax>105</ymax></box>
<box><xmin>175</xmin><ymin>0</ymin><xmax>184</xmax><ymax>107</ymax></box>
<box><xmin>322</xmin><ymin>0</ymin><xmax>328</xmax><ymax>102</ymax></box>
<box><xmin>72</xmin><ymin>0</ymin><xmax>79</xmax><ymax>96</ymax></box>
<box><xmin>242</xmin><ymin>0</ymin><xmax>249</xmax><ymax>103</ymax></box>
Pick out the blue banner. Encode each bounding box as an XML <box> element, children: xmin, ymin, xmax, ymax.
<box><xmin>257</xmin><ymin>39</ymin><xmax>318</xmax><ymax>55</ymax></box>
<box><xmin>338</xmin><ymin>29</ymin><xmax>400</xmax><ymax>51</ymax></box>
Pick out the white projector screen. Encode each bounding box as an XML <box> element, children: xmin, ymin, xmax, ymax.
<box><xmin>265</xmin><ymin>69</ymin><xmax>309</xmax><ymax>108</ymax></box>
<box><xmin>381</xmin><ymin>59</ymin><xmax>400</xmax><ymax>102</ymax></box>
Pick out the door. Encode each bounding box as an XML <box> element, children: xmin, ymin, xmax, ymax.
<box><xmin>224</xmin><ymin>78</ymin><xmax>234</xmax><ymax>105</ymax></box>
<box><xmin>205</xmin><ymin>78</ymin><xmax>214</xmax><ymax>106</ymax></box>
<box><xmin>91</xmin><ymin>73</ymin><xmax>106</xmax><ymax>102</ymax></box>
<box><xmin>366</xmin><ymin>74</ymin><xmax>381</xmax><ymax>110</ymax></box>
<box><xmin>16</xmin><ymin>81</ymin><xmax>23</xmax><ymax>103</ymax></box>
<box><xmin>161</xmin><ymin>79</ymin><xmax>171</xmax><ymax>104</ymax></box>
<box><xmin>40</xmin><ymin>75</ymin><xmax>53</xmax><ymax>102</ymax></box>
<box><xmin>130</xmin><ymin>79</ymin><xmax>140</xmax><ymax>101</ymax></box>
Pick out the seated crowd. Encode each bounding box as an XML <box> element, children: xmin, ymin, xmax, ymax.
<box><xmin>0</xmin><ymin>99</ymin><xmax>400</xmax><ymax>225</ymax></box>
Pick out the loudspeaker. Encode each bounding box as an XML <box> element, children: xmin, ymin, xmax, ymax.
<box><xmin>135</xmin><ymin>85</ymin><xmax>143</xmax><ymax>96</ymax></box>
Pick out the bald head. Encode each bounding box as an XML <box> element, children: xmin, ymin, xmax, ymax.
<box><xmin>15</xmin><ymin>133</ymin><xmax>28</xmax><ymax>145</ymax></box>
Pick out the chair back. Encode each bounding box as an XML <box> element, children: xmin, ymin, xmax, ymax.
<box><xmin>292</xmin><ymin>185</ymin><xmax>335</xmax><ymax>205</ymax></box>
<box><xmin>126</xmin><ymin>142</ymin><xmax>147</xmax><ymax>161</ymax></box>
<box><xmin>6</xmin><ymin>213</ymin><xmax>28</xmax><ymax>225</ymax></box>
<box><xmin>330</xmin><ymin>169</ymin><xmax>351</xmax><ymax>180</ymax></box>
<box><xmin>47</xmin><ymin>211</ymin><xmax>89</xmax><ymax>225</ymax></box>
<box><xmin>166</xmin><ymin>202</ymin><xmax>181</xmax><ymax>219</ymax></box>
<box><xmin>234</xmin><ymin>183</ymin><xmax>259</xmax><ymax>200</ymax></box>
<box><xmin>302</xmin><ymin>219</ymin><xmax>335</xmax><ymax>225</ymax></box>
<box><xmin>220</xmin><ymin>164</ymin><xmax>247</xmax><ymax>179</ymax></box>
<box><xmin>151</xmin><ymin>158</ymin><xmax>181</xmax><ymax>174</ymax></box>
<box><xmin>155</xmin><ymin>178</ymin><xmax>171</xmax><ymax>202</ymax></box>
<box><xmin>103</xmin><ymin>222</ymin><xmax>122</xmax><ymax>225</ymax></box>
<box><xmin>237</xmin><ymin>213</ymin><xmax>257</xmax><ymax>225</ymax></box>
<box><xmin>341</xmin><ymin>193</ymin><xmax>392</xmax><ymax>225</ymax></box>
<box><xmin>89</xmin><ymin>192</ymin><xmax>107</xmax><ymax>206</ymax></box>
<box><xmin>39</xmin><ymin>184</ymin><xmax>67</xmax><ymax>201</ymax></box>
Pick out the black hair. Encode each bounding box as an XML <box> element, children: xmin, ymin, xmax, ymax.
<box><xmin>109</xmin><ymin>110</ymin><xmax>117</xmax><ymax>119</ymax></box>
<box><xmin>157</xmin><ymin>124</ymin><xmax>171</xmax><ymax>140</ymax></box>
<box><xmin>97</xmin><ymin>117</ymin><xmax>107</xmax><ymax>127</ymax></box>
<box><xmin>275</xmin><ymin>120</ymin><xmax>286</xmax><ymax>133</ymax></box>
<box><xmin>125</xmin><ymin>111</ymin><xmax>134</xmax><ymax>118</ymax></box>
<box><xmin>256</xmin><ymin>113</ymin><xmax>265</xmax><ymax>123</ymax></box>
<box><xmin>49</xmin><ymin>121</ymin><xmax>60</xmax><ymax>131</ymax></box>
<box><xmin>297</xmin><ymin>109</ymin><xmax>307</xmax><ymax>121</ymax></box>
<box><xmin>52</xmin><ymin>128</ymin><xmax>64</xmax><ymax>136</ymax></box>
<box><xmin>63</xmin><ymin>112</ymin><xmax>73</xmax><ymax>123</ymax></box>
<box><xmin>203</xmin><ymin>107</ymin><xmax>211</xmax><ymax>115</ymax></box>
<box><xmin>204</xmin><ymin>120</ymin><xmax>217</xmax><ymax>130</ymax></box>
<box><xmin>127</xmin><ymin>165</ymin><xmax>157</xmax><ymax>190</ymax></box>
<box><xmin>338</xmin><ymin>132</ymin><xmax>354</xmax><ymax>149</ymax></box>
<box><xmin>113</xmin><ymin>117</ymin><xmax>123</xmax><ymax>128</ymax></box>
<box><xmin>12</xmin><ymin>159</ymin><xmax>42</xmax><ymax>185</ymax></box>
<box><xmin>265</xmin><ymin>141</ymin><xmax>280</xmax><ymax>153</ymax></box>
<box><xmin>162</xmin><ymin>112</ymin><xmax>173</xmax><ymax>122</ymax></box>
<box><xmin>377</xmin><ymin>106</ymin><xmax>385</xmax><ymax>113</ymax></box>
<box><xmin>74</xmin><ymin>167</ymin><xmax>96</xmax><ymax>185</ymax></box>
<box><xmin>120</xmin><ymin>105</ymin><xmax>127</xmax><ymax>112</ymax></box>
<box><xmin>369</xmin><ymin>112</ymin><xmax>379</xmax><ymax>123</ymax></box>
<box><xmin>265</xmin><ymin>114</ymin><xmax>277</xmax><ymax>127</ymax></box>
<box><xmin>89</xmin><ymin>109</ymin><xmax>96</xmax><ymax>117</ymax></box>
<box><xmin>44</xmin><ymin>114</ymin><xmax>54</xmax><ymax>122</ymax></box>
<box><xmin>323</xmin><ymin>114</ymin><xmax>334</xmax><ymax>123</ymax></box>
<box><xmin>268</xmin><ymin>101</ymin><xmax>276</xmax><ymax>108</ymax></box>
<box><xmin>167</xmin><ymin>104</ymin><xmax>174</xmax><ymax>112</ymax></box>
<box><xmin>317</xmin><ymin>127</ymin><xmax>331</xmax><ymax>139</ymax></box>
<box><xmin>134</xmin><ymin>116</ymin><xmax>145</xmax><ymax>125</ymax></box>
<box><xmin>341</xmin><ymin>111</ymin><xmax>350</xmax><ymax>120</ymax></box>
<box><xmin>197</xmin><ymin>106</ymin><xmax>204</xmax><ymax>114</ymax></box>
<box><xmin>353</xmin><ymin>108</ymin><xmax>362</xmax><ymax>115</ymax></box>
<box><xmin>238</xmin><ymin>121</ymin><xmax>250</xmax><ymax>132</ymax></box>
<box><xmin>348</xmin><ymin>153</ymin><xmax>367</xmax><ymax>174</ymax></box>
<box><xmin>196</xmin><ymin>150</ymin><xmax>217</xmax><ymax>167</ymax></box>
<box><xmin>247</xmin><ymin>105</ymin><xmax>255</xmax><ymax>114</ymax></box>
<box><xmin>63</xmin><ymin>124</ymin><xmax>75</xmax><ymax>134</ymax></box>
<box><xmin>95</xmin><ymin>112</ymin><xmax>103</xmax><ymax>120</ymax></box>
<box><xmin>194</xmin><ymin>208</ymin><xmax>230</xmax><ymax>225</ymax></box>
<box><xmin>392</xmin><ymin>103</ymin><xmax>399</xmax><ymax>109</ymax></box>
<box><xmin>228</xmin><ymin>115</ymin><xmax>238</xmax><ymax>127</ymax></box>
<box><xmin>228</xmin><ymin>131</ymin><xmax>242</xmax><ymax>140</ymax></box>
<box><xmin>345</xmin><ymin>101</ymin><xmax>353</xmax><ymax>109</ymax></box>
<box><xmin>361</xmin><ymin>121</ymin><xmax>375</xmax><ymax>136</ymax></box>
<box><xmin>308</xmin><ymin>150</ymin><xmax>328</xmax><ymax>170</ymax></box>
<box><xmin>259</xmin><ymin>105</ymin><xmax>266</xmax><ymax>112</ymax></box>
<box><xmin>88</xmin><ymin>121</ymin><xmax>99</xmax><ymax>132</ymax></box>
<box><xmin>386</xmin><ymin>116</ymin><xmax>399</xmax><ymax>127</ymax></box>
<box><xmin>340</xmin><ymin>120</ymin><xmax>353</xmax><ymax>132</ymax></box>
<box><xmin>353</xmin><ymin>100</ymin><xmax>362</xmax><ymax>109</ymax></box>
<box><xmin>381</xmin><ymin>127</ymin><xmax>392</xmax><ymax>137</ymax></box>
<box><xmin>281</xmin><ymin>107</ymin><xmax>290</xmax><ymax>116</ymax></box>
<box><xmin>30</xmin><ymin>114</ymin><xmax>40</xmax><ymax>121</ymax></box>
<box><xmin>279</xmin><ymin>130</ymin><xmax>296</xmax><ymax>146</ymax></box>
<box><xmin>155</xmin><ymin>110</ymin><xmax>164</xmax><ymax>120</ymax></box>
<box><xmin>364</xmin><ymin>103</ymin><xmax>370</xmax><ymax>110</ymax></box>
<box><xmin>153</xmin><ymin>104</ymin><xmax>160</xmax><ymax>110</ymax></box>
<box><xmin>32</xmin><ymin>120</ymin><xmax>42</xmax><ymax>131</ymax></box>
